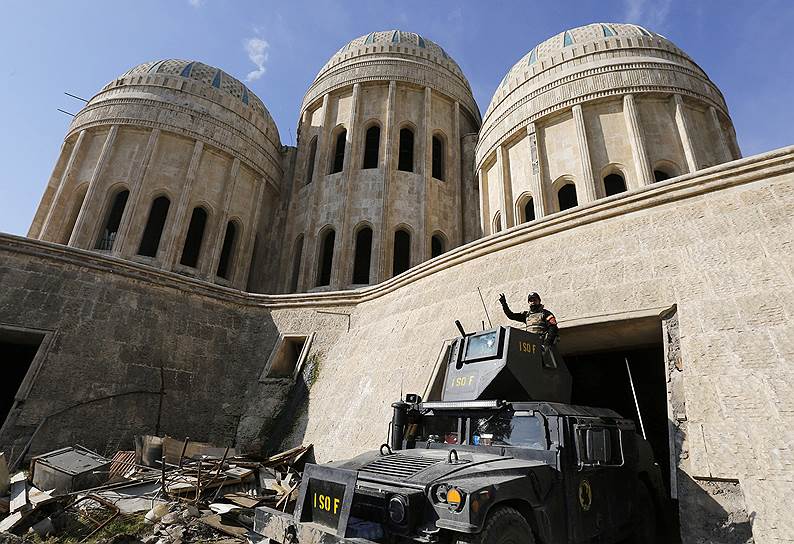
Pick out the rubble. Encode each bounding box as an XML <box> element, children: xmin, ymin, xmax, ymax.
<box><xmin>0</xmin><ymin>437</ymin><xmax>313</xmax><ymax>542</ymax></box>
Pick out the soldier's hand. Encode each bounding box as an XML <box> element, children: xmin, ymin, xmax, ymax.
<box><xmin>498</xmin><ymin>293</ymin><xmax>507</xmax><ymax>304</ymax></box>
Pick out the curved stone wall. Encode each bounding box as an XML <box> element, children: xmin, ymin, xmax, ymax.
<box><xmin>28</xmin><ymin>60</ymin><xmax>283</xmax><ymax>289</ymax></box>
<box><xmin>476</xmin><ymin>23</ymin><xmax>741</xmax><ymax>236</ymax></box>
<box><xmin>281</xmin><ymin>31</ymin><xmax>482</xmax><ymax>293</ymax></box>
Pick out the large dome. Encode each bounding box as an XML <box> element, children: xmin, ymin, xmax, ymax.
<box><xmin>477</xmin><ymin>22</ymin><xmax>731</xmax><ymax>169</ymax></box>
<box><xmin>117</xmin><ymin>59</ymin><xmax>276</xmax><ymax>131</ymax></box>
<box><xmin>303</xmin><ymin>30</ymin><xmax>480</xmax><ymax>124</ymax></box>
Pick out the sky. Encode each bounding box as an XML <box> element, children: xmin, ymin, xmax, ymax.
<box><xmin>1</xmin><ymin>0</ymin><xmax>792</xmax><ymax>236</ymax></box>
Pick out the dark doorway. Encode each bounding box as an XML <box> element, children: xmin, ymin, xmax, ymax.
<box><xmin>138</xmin><ymin>196</ymin><xmax>170</xmax><ymax>257</ymax></box>
<box><xmin>95</xmin><ymin>189</ymin><xmax>129</xmax><ymax>251</ymax></box>
<box><xmin>317</xmin><ymin>229</ymin><xmax>335</xmax><ymax>287</ymax></box>
<box><xmin>654</xmin><ymin>170</ymin><xmax>672</xmax><ymax>183</ymax></box>
<box><xmin>362</xmin><ymin>126</ymin><xmax>380</xmax><ymax>169</ymax></box>
<box><xmin>603</xmin><ymin>173</ymin><xmax>627</xmax><ymax>196</ymax></box>
<box><xmin>523</xmin><ymin>198</ymin><xmax>535</xmax><ymax>223</ymax></box>
<box><xmin>558</xmin><ymin>183</ymin><xmax>578</xmax><ymax>211</ymax></box>
<box><xmin>0</xmin><ymin>331</ymin><xmax>43</xmax><ymax>427</ymax></box>
<box><xmin>180</xmin><ymin>207</ymin><xmax>207</xmax><ymax>268</ymax></box>
<box><xmin>331</xmin><ymin>130</ymin><xmax>346</xmax><ymax>174</ymax></box>
<box><xmin>398</xmin><ymin>128</ymin><xmax>414</xmax><ymax>172</ymax></box>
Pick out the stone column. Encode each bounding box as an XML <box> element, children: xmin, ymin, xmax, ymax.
<box><xmin>69</xmin><ymin>125</ymin><xmax>119</xmax><ymax>248</ymax></box>
<box><xmin>496</xmin><ymin>145</ymin><xmax>513</xmax><ymax>229</ymax></box>
<box><xmin>334</xmin><ymin>83</ymin><xmax>361</xmax><ymax>289</ymax></box>
<box><xmin>115</xmin><ymin>129</ymin><xmax>161</xmax><ymax>258</ymax></box>
<box><xmin>203</xmin><ymin>157</ymin><xmax>240</xmax><ymax>280</ymax></box>
<box><xmin>526</xmin><ymin>123</ymin><xmax>546</xmax><ymax>220</ymax></box>
<box><xmin>478</xmin><ymin>169</ymin><xmax>490</xmax><ymax>235</ymax></box>
<box><xmin>419</xmin><ymin>86</ymin><xmax>431</xmax><ymax>262</ymax></box>
<box><xmin>452</xmin><ymin>101</ymin><xmax>463</xmax><ymax>246</ymax></box>
<box><xmin>300</xmin><ymin>93</ymin><xmax>332</xmax><ymax>291</ymax></box>
<box><xmin>40</xmin><ymin>130</ymin><xmax>86</xmax><ymax>241</ymax></box>
<box><xmin>673</xmin><ymin>94</ymin><xmax>699</xmax><ymax>173</ymax></box>
<box><xmin>234</xmin><ymin>177</ymin><xmax>266</xmax><ymax>290</ymax></box>
<box><xmin>708</xmin><ymin>106</ymin><xmax>732</xmax><ymax>164</ymax></box>
<box><xmin>572</xmin><ymin>104</ymin><xmax>597</xmax><ymax>203</ymax></box>
<box><xmin>623</xmin><ymin>94</ymin><xmax>653</xmax><ymax>187</ymax></box>
<box><xmin>377</xmin><ymin>81</ymin><xmax>397</xmax><ymax>283</ymax></box>
<box><xmin>160</xmin><ymin>140</ymin><xmax>204</xmax><ymax>269</ymax></box>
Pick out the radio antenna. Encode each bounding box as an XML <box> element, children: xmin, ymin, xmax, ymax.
<box><xmin>625</xmin><ymin>357</ymin><xmax>647</xmax><ymax>440</ymax></box>
<box><xmin>476</xmin><ymin>287</ymin><xmax>492</xmax><ymax>329</ymax></box>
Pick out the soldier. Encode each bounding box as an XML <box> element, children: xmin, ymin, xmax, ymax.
<box><xmin>498</xmin><ymin>291</ymin><xmax>561</xmax><ymax>368</ymax></box>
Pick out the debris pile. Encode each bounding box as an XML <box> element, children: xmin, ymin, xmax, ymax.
<box><xmin>0</xmin><ymin>438</ymin><xmax>312</xmax><ymax>542</ymax></box>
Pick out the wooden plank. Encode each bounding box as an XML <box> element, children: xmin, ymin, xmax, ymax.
<box><xmin>199</xmin><ymin>513</ymin><xmax>248</xmax><ymax>537</ymax></box>
<box><xmin>10</xmin><ymin>473</ymin><xmax>29</xmax><ymax>513</ymax></box>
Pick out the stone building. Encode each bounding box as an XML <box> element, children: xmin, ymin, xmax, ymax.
<box><xmin>1</xmin><ymin>22</ymin><xmax>792</xmax><ymax>543</ymax></box>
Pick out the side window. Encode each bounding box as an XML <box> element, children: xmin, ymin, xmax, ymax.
<box><xmin>574</xmin><ymin>424</ymin><xmax>624</xmax><ymax>467</ymax></box>
<box><xmin>472</xmin><ymin>412</ymin><xmax>548</xmax><ymax>450</ymax></box>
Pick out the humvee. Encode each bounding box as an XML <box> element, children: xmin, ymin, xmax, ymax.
<box><xmin>254</xmin><ymin>325</ymin><xmax>667</xmax><ymax>543</ymax></box>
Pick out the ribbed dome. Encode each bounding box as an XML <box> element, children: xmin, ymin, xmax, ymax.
<box><xmin>119</xmin><ymin>59</ymin><xmax>273</xmax><ymax>124</ymax></box>
<box><xmin>317</xmin><ymin>30</ymin><xmax>464</xmax><ymax>83</ymax></box>
<box><xmin>304</xmin><ymin>30</ymin><xmax>480</xmax><ymax>123</ymax></box>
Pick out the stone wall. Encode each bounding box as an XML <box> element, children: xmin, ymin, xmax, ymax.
<box><xmin>1</xmin><ymin>147</ymin><xmax>792</xmax><ymax>541</ymax></box>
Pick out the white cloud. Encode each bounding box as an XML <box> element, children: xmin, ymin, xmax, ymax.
<box><xmin>244</xmin><ymin>37</ymin><xmax>270</xmax><ymax>82</ymax></box>
<box><xmin>623</xmin><ymin>0</ymin><xmax>672</xmax><ymax>29</ymax></box>
<box><xmin>188</xmin><ymin>0</ymin><xmax>203</xmax><ymax>7</ymax></box>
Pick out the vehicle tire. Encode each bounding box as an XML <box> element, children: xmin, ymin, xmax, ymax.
<box><xmin>628</xmin><ymin>483</ymin><xmax>657</xmax><ymax>544</ymax></box>
<box><xmin>457</xmin><ymin>506</ymin><xmax>534</xmax><ymax>544</ymax></box>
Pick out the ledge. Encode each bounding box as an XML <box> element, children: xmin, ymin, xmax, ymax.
<box><xmin>2</xmin><ymin>146</ymin><xmax>792</xmax><ymax>311</ymax></box>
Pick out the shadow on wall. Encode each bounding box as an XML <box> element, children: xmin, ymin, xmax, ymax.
<box><xmin>676</xmin><ymin>470</ymin><xmax>755</xmax><ymax>543</ymax></box>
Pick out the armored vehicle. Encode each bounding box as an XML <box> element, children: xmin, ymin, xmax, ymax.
<box><xmin>254</xmin><ymin>325</ymin><xmax>667</xmax><ymax>543</ymax></box>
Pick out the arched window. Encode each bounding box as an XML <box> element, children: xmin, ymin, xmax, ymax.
<box><xmin>398</xmin><ymin>128</ymin><xmax>414</xmax><ymax>172</ymax></box>
<box><xmin>393</xmin><ymin>229</ymin><xmax>411</xmax><ymax>276</ymax></box>
<box><xmin>431</xmin><ymin>233</ymin><xmax>445</xmax><ymax>258</ymax></box>
<box><xmin>290</xmin><ymin>235</ymin><xmax>304</xmax><ymax>293</ymax></box>
<box><xmin>316</xmin><ymin>228</ymin><xmax>335</xmax><ymax>286</ymax></box>
<box><xmin>523</xmin><ymin>197</ymin><xmax>535</xmax><ymax>223</ymax></box>
<box><xmin>60</xmin><ymin>185</ymin><xmax>89</xmax><ymax>245</ymax></box>
<box><xmin>330</xmin><ymin>130</ymin><xmax>346</xmax><ymax>174</ymax></box>
<box><xmin>95</xmin><ymin>189</ymin><xmax>129</xmax><ymax>250</ymax></box>
<box><xmin>432</xmin><ymin>135</ymin><xmax>445</xmax><ymax>180</ymax></box>
<box><xmin>216</xmin><ymin>221</ymin><xmax>237</xmax><ymax>279</ymax></box>
<box><xmin>558</xmin><ymin>184</ymin><xmax>578</xmax><ymax>211</ymax></box>
<box><xmin>362</xmin><ymin>126</ymin><xmax>380</xmax><ymax>169</ymax></box>
<box><xmin>603</xmin><ymin>173</ymin><xmax>627</xmax><ymax>196</ymax></box>
<box><xmin>138</xmin><ymin>196</ymin><xmax>170</xmax><ymax>257</ymax></box>
<box><xmin>493</xmin><ymin>211</ymin><xmax>502</xmax><ymax>233</ymax></box>
<box><xmin>179</xmin><ymin>207</ymin><xmax>207</xmax><ymax>268</ymax></box>
<box><xmin>654</xmin><ymin>170</ymin><xmax>671</xmax><ymax>182</ymax></box>
<box><xmin>352</xmin><ymin>226</ymin><xmax>373</xmax><ymax>284</ymax></box>
<box><xmin>306</xmin><ymin>137</ymin><xmax>317</xmax><ymax>184</ymax></box>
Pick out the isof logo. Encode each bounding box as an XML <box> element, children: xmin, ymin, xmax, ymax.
<box><xmin>314</xmin><ymin>492</ymin><xmax>341</xmax><ymax>515</ymax></box>
<box><xmin>451</xmin><ymin>375</ymin><xmax>475</xmax><ymax>387</ymax></box>
<box><xmin>519</xmin><ymin>341</ymin><xmax>537</xmax><ymax>353</ymax></box>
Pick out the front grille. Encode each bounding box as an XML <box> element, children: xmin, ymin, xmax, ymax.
<box><xmin>359</xmin><ymin>454</ymin><xmax>442</xmax><ymax>479</ymax></box>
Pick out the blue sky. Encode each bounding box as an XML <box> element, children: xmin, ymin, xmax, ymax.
<box><xmin>1</xmin><ymin>0</ymin><xmax>792</xmax><ymax>236</ymax></box>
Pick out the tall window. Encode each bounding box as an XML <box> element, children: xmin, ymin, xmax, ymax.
<box><xmin>317</xmin><ymin>229</ymin><xmax>335</xmax><ymax>286</ymax></box>
<box><xmin>431</xmin><ymin>135</ymin><xmax>445</xmax><ymax>180</ymax></box>
<box><xmin>331</xmin><ymin>130</ymin><xmax>346</xmax><ymax>174</ymax></box>
<box><xmin>604</xmin><ymin>173</ymin><xmax>627</xmax><ymax>196</ymax></box>
<box><xmin>362</xmin><ymin>126</ymin><xmax>380</xmax><ymax>169</ymax></box>
<box><xmin>431</xmin><ymin>234</ymin><xmax>445</xmax><ymax>258</ymax></box>
<box><xmin>216</xmin><ymin>221</ymin><xmax>237</xmax><ymax>279</ymax></box>
<box><xmin>180</xmin><ymin>207</ymin><xmax>207</xmax><ymax>267</ymax></box>
<box><xmin>95</xmin><ymin>189</ymin><xmax>129</xmax><ymax>250</ymax></box>
<box><xmin>306</xmin><ymin>137</ymin><xmax>317</xmax><ymax>184</ymax></box>
<box><xmin>523</xmin><ymin>197</ymin><xmax>535</xmax><ymax>223</ymax></box>
<box><xmin>393</xmin><ymin>229</ymin><xmax>411</xmax><ymax>276</ymax></box>
<box><xmin>398</xmin><ymin>128</ymin><xmax>414</xmax><ymax>172</ymax></box>
<box><xmin>290</xmin><ymin>235</ymin><xmax>304</xmax><ymax>293</ymax></box>
<box><xmin>138</xmin><ymin>196</ymin><xmax>170</xmax><ymax>257</ymax></box>
<box><xmin>352</xmin><ymin>226</ymin><xmax>373</xmax><ymax>284</ymax></box>
<box><xmin>558</xmin><ymin>184</ymin><xmax>578</xmax><ymax>211</ymax></box>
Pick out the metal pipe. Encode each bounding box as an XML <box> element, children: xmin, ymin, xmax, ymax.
<box><xmin>625</xmin><ymin>357</ymin><xmax>647</xmax><ymax>440</ymax></box>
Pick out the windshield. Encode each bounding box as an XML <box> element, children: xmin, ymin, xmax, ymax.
<box><xmin>405</xmin><ymin>414</ymin><xmax>461</xmax><ymax>445</ymax></box>
<box><xmin>464</xmin><ymin>331</ymin><xmax>499</xmax><ymax>360</ymax></box>
<box><xmin>472</xmin><ymin>411</ymin><xmax>548</xmax><ymax>449</ymax></box>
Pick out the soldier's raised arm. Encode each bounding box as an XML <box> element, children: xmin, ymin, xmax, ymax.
<box><xmin>498</xmin><ymin>293</ymin><xmax>527</xmax><ymax>323</ymax></box>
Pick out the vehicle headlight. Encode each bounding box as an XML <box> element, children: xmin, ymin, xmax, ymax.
<box><xmin>388</xmin><ymin>495</ymin><xmax>408</xmax><ymax>524</ymax></box>
<box><xmin>432</xmin><ymin>484</ymin><xmax>466</xmax><ymax>512</ymax></box>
